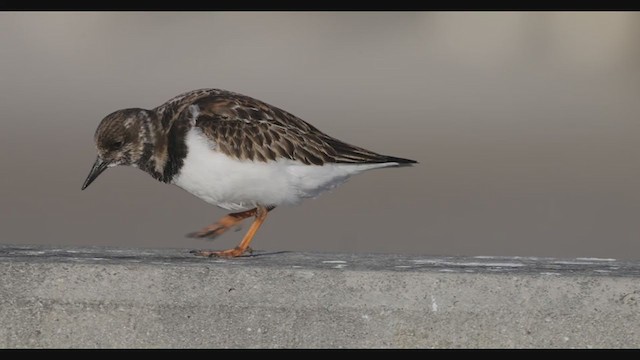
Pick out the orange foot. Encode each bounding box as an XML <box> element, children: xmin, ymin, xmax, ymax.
<box><xmin>189</xmin><ymin>205</ymin><xmax>273</xmax><ymax>259</ymax></box>
<box><xmin>186</xmin><ymin>209</ymin><xmax>257</xmax><ymax>239</ymax></box>
<box><xmin>190</xmin><ymin>247</ymin><xmax>254</xmax><ymax>258</ymax></box>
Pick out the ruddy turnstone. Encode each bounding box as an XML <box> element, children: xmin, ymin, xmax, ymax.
<box><xmin>82</xmin><ymin>89</ymin><xmax>416</xmax><ymax>257</ymax></box>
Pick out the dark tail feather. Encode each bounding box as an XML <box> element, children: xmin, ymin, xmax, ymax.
<box><xmin>379</xmin><ymin>155</ymin><xmax>418</xmax><ymax>166</ymax></box>
<box><xmin>325</xmin><ymin>137</ymin><xmax>417</xmax><ymax>165</ymax></box>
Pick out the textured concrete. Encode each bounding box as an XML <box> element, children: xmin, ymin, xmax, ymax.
<box><xmin>0</xmin><ymin>244</ymin><xmax>639</xmax><ymax>348</ymax></box>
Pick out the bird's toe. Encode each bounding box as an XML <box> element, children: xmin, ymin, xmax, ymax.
<box><xmin>186</xmin><ymin>225</ymin><xmax>225</xmax><ymax>239</ymax></box>
<box><xmin>190</xmin><ymin>247</ymin><xmax>248</xmax><ymax>258</ymax></box>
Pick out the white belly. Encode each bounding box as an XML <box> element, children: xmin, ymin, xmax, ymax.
<box><xmin>172</xmin><ymin>128</ymin><xmax>398</xmax><ymax>211</ymax></box>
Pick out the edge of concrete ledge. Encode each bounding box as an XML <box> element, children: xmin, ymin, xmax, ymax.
<box><xmin>1</xmin><ymin>244</ymin><xmax>639</xmax><ymax>348</ymax></box>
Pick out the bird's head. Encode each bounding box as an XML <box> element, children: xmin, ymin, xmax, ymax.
<box><xmin>82</xmin><ymin>108</ymin><xmax>157</xmax><ymax>190</ymax></box>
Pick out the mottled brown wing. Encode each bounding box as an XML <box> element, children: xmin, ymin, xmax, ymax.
<box><xmin>188</xmin><ymin>91</ymin><xmax>406</xmax><ymax>165</ymax></box>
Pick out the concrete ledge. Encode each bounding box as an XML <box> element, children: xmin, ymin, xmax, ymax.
<box><xmin>1</xmin><ymin>244</ymin><xmax>639</xmax><ymax>348</ymax></box>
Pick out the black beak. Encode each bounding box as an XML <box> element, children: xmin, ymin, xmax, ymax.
<box><xmin>81</xmin><ymin>157</ymin><xmax>109</xmax><ymax>190</ymax></box>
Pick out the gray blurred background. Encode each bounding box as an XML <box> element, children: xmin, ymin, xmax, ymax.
<box><xmin>1</xmin><ymin>12</ymin><xmax>639</xmax><ymax>259</ymax></box>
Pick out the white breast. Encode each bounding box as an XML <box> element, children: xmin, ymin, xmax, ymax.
<box><xmin>172</xmin><ymin>128</ymin><xmax>399</xmax><ymax>211</ymax></box>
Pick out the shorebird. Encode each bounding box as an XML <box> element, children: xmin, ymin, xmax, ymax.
<box><xmin>82</xmin><ymin>89</ymin><xmax>416</xmax><ymax>257</ymax></box>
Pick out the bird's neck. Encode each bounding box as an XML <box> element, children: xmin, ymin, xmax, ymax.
<box><xmin>137</xmin><ymin>108</ymin><xmax>189</xmax><ymax>184</ymax></box>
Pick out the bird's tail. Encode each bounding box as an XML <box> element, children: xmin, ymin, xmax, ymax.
<box><xmin>379</xmin><ymin>155</ymin><xmax>418</xmax><ymax>166</ymax></box>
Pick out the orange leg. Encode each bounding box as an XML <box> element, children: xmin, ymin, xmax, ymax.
<box><xmin>192</xmin><ymin>205</ymin><xmax>273</xmax><ymax>258</ymax></box>
<box><xmin>187</xmin><ymin>208</ymin><xmax>258</xmax><ymax>239</ymax></box>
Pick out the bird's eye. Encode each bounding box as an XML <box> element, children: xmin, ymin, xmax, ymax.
<box><xmin>110</xmin><ymin>140</ymin><xmax>124</xmax><ymax>149</ymax></box>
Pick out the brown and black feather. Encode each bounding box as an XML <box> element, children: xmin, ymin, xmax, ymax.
<box><xmin>156</xmin><ymin>89</ymin><xmax>417</xmax><ymax>166</ymax></box>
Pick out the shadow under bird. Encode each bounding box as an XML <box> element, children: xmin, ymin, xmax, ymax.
<box><xmin>82</xmin><ymin>88</ymin><xmax>417</xmax><ymax>257</ymax></box>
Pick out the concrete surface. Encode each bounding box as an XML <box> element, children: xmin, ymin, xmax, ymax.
<box><xmin>1</xmin><ymin>244</ymin><xmax>639</xmax><ymax>348</ymax></box>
